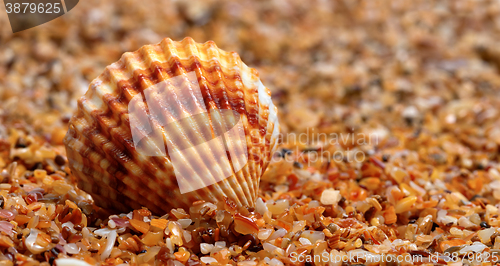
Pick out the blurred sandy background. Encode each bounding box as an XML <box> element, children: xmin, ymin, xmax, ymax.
<box><xmin>1</xmin><ymin>0</ymin><xmax>500</xmax><ymax>150</ymax></box>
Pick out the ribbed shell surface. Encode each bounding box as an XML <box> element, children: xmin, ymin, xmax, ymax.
<box><xmin>63</xmin><ymin>37</ymin><xmax>279</xmax><ymax>214</ymax></box>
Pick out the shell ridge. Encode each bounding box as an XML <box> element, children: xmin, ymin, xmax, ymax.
<box><xmin>146</xmin><ymin>71</ymin><xmax>244</xmax><ymax>206</ymax></box>
<box><xmin>143</xmin><ymin>69</ymin><xmax>233</xmax><ymax>199</ymax></box>
<box><xmin>167</xmin><ymin>68</ymin><xmax>251</xmax><ymax>205</ymax></box>
<box><xmin>84</xmin><ymin>101</ymin><xmax>175</xmax><ymax>202</ymax></box>
<box><xmin>198</xmin><ymin>75</ymin><xmax>252</xmax><ymax>205</ymax></box>
<box><xmin>84</xmin><ymin>87</ymin><xmax>176</xmax><ymax>206</ymax></box>
<box><xmin>121</xmin><ymin>50</ymin><xmax>223</xmax><ymax>202</ymax></box>
<box><xmin>199</xmin><ymin>59</ymin><xmax>254</xmax><ymax>205</ymax></box>
<box><xmin>71</xmin><ymin>109</ymin><xmax>172</xmax><ymax>212</ymax></box>
<box><xmin>129</xmin><ymin>57</ymin><xmax>234</xmax><ymax>206</ymax></box>
<box><xmin>136</xmin><ymin>80</ymin><xmax>223</xmax><ymax>204</ymax></box>
<box><xmin>65</xmin><ymin>128</ymin><xmax>166</xmax><ymax>213</ymax></box>
<box><xmin>215</xmin><ymin>59</ymin><xmax>258</xmax><ymax>201</ymax></box>
<box><xmin>208</xmin><ymin>109</ymin><xmax>251</xmax><ymax>206</ymax></box>
<box><xmin>235</xmin><ymin>64</ymin><xmax>262</xmax><ymax>202</ymax></box>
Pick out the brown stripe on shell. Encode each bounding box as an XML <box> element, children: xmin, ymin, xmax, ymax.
<box><xmin>68</xmin><ymin>117</ymin><xmax>168</xmax><ymax>213</ymax></box>
<box><xmin>64</xmin><ymin>124</ymin><xmax>166</xmax><ymax>213</ymax></box>
<box><xmin>188</xmin><ymin>54</ymin><xmax>254</xmax><ymax>205</ymax></box>
<box><xmin>140</xmin><ymin>49</ymin><xmax>245</xmax><ymax>207</ymax></box>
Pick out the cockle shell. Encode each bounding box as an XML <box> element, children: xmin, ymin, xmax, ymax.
<box><xmin>64</xmin><ymin>37</ymin><xmax>279</xmax><ymax>214</ymax></box>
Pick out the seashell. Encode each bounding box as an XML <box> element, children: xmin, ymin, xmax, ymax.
<box><xmin>64</xmin><ymin>37</ymin><xmax>279</xmax><ymax>214</ymax></box>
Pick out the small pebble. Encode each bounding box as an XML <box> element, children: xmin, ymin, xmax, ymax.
<box><xmin>481</xmin><ymin>221</ymin><xmax>490</xmax><ymax>228</ymax></box>
<box><xmin>54</xmin><ymin>155</ymin><xmax>66</xmax><ymax>166</ymax></box>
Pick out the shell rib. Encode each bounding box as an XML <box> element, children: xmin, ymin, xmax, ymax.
<box><xmin>64</xmin><ymin>37</ymin><xmax>279</xmax><ymax>214</ymax></box>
